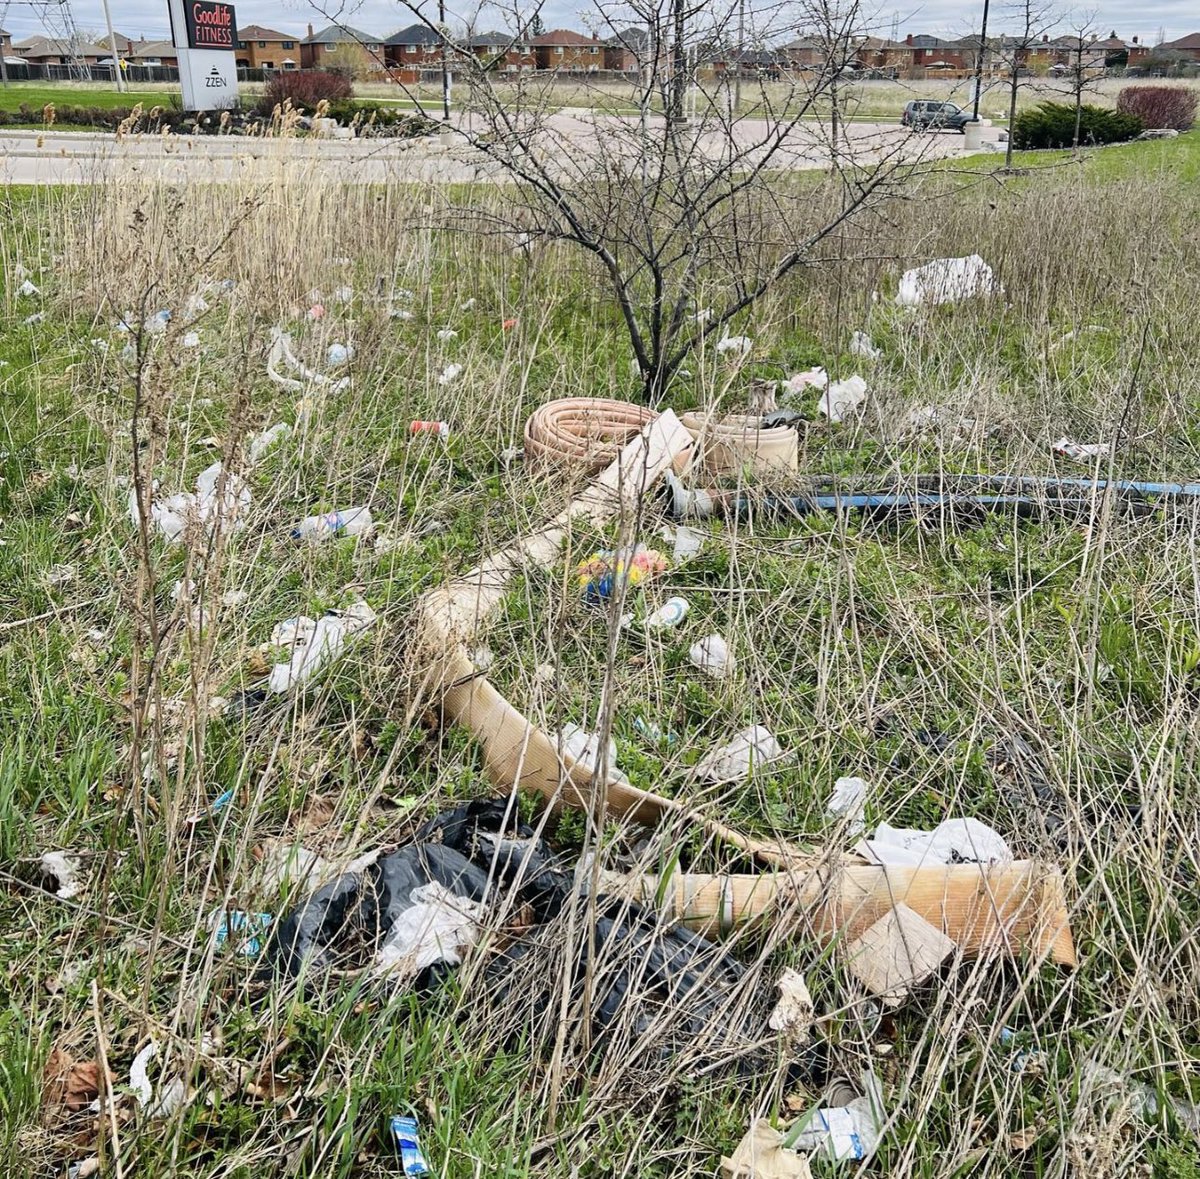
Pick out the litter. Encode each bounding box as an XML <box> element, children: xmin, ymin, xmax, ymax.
<box><xmin>696</xmin><ymin>726</ymin><xmax>785</xmax><ymax>783</ymax></box>
<box><xmin>576</xmin><ymin>545</ymin><xmax>667</xmax><ymax>603</ymax></box>
<box><xmin>266</xmin><ymin>600</ymin><xmax>377</xmax><ymax>693</ymax></box>
<box><xmin>827</xmin><ymin>776</ymin><xmax>868</xmax><ymax>835</ymax></box>
<box><xmin>212</xmin><ymin>909</ymin><xmax>274</xmax><ymax>956</ymax></box>
<box><xmin>18</xmin><ymin>278</ymin><xmax>39</xmax><ymax>296</ymax></box>
<box><xmin>435</xmin><ymin>328</ymin><xmax>457</xmax><ymax>341</ymax></box>
<box><xmin>309</xmin><ymin>303</ymin><xmax>325</xmax><ymax>319</ymax></box>
<box><xmin>129</xmin><ymin>1041</ymin><xmax>186</xmax><ymax>1119</ymax></box>
<box><xmin>182</xmin><ymin>331</ymin><xmax>200</xmax><ymax>348</ymax></box>
<box><xmin>469</xmin><ymin>645</ymin><xmax>495</xmax><ymax>671</ymax></box>
<box><xmin>332</xmin><ymin>285</ymin><xmax>354</xmax><ymax>303</ymax></box>
<box><xmin>39</xmin><ymin>851</ymin><xmax>83</xmax><ymax>899</ymax></box>
<box><xmin>855</xmin><ymin>817</ymin><xmax>1012</xmax><ymax>867</ymax></box>
<box><xmin>523</xmin><ymin>398</ymin><xmax>656</xmax><ymax>474</ymax></box>
<box><xmin>784</xmin><ymin>367</ymin><xmax>828</xmax><ymax>395</ymax></box>
<box><xmin>501</xmin><ymin>317</ymin><xmax>517</xmax><ymax>330</ymax></box>
<box><xmin>410</xmin><ymin>419</ymin><xmax>450</xmax><ymax>440</ymax></box>
<box><xmin>689</xmin><ymin>633</ymin><xmax>734</xmax><ymax>678</ymax></box>
<box><xmin>721</xmin><ymin>1122</ymin><xmax>811</xmax><ymax>1179</ymax></box>
<box><xmin>671</xmin><ymin>524</ymin><xmax>704</xmax><ymax>561</ymax></box>
<box><xmin>556</xmin><ymin>723</ymin><xmax>628</xmax><ymax>785</ymax></box>
<box><xmin>634</xmin><ymin>716</ymin><xmax>677</xmax><ymax>745</ymax></box>
<box><xmin>818</xmin><ymin>375</ymin><xmax>868</xmax><ymax>423</ymax></box>
<box><xmin>896</xmin><ymin>254</ymin><xmax>1001</xmax><ymax>307</ymax></box>
<box><xmin>24</xmin><ymin>312</ymin><xmax>44</xmax><ymax>324</ymax></box>
<box><xmin>768</xmin><ymin>969</ymin><xmax>814</xmax><ymax>1044</ymax></box>
<box><xmin>716</xmin><ymin>334</ymin><xmax>753</xmax><ymax>356</ymax></box>
<box><xmin>1053</xmin><ymin>437</ymin><xmax>1108</xmax><ymax>463</ymax></box>
<box><xmin>266</xmin><ymin>327</ymin><xmax>350</xmax><ymax>392</ymax></box>
<box><xmin>145</xmin><ymin>309</ymin><xmax>172</xmax><ymax>333</ymax></box>
<box><xmin>247</xmin><ymin>422</ymin><xmax>290</xmax><ymax>463</ymax></box>
<box><xmin>291</xmin><ymin>507</ymin><xmax>375</xmax><ymax>541</ymax></box>
<box><xmin>783</xmin><ymin>1071</ymin><xmax>886</xmax><ymax>1162</ymax></box>
<box><xmin>849</xmin><ymin>331</ymin><xmax>882</xmax><ymax>360</ymax></box>
<box><xmin>461</xmin><ymin>297</ymin><xmax>477</xmax><ymax>310</ymax></box>
<box><xmin>127</xmin><ymin>462</ymin><xmax>250</xmax><ymax>545</ymax></box>
<box><xmin>644</xmin><ymin>596</ymin><xmax>689</xmax><ymax>629</ymax></box>
<box><xmin>390</xmin><ymin>1114</ymin><xmax>431</xmax><ymax>1176</ymax></box>
<box><xmin>327</xmin><ymin>342</ymin><xmax>353</xmax><ymax>366</ymax></box>
<box><xmin>438</xmin><ymin>363</ymin><xmax>462</xmax><ymax>385</ymax></box>
<box><xmin>374</xmin><ymin>883</ymin><xmax>488</xmax><ymax>979</ymax></box>
<box><xmin>1084</xmin><ymin>1061</ymin><xmax>1200</xmax><ymax>1136</ymax></box>
<box><xmin>680</xmin><ymin>410</ymin><xmax>798</xmax><ymax>476</ymax></box>
<box><xmin>185</xmin><ymin>787</ymin><xmax>234</xmax><ymax>824</ymax></box>
<box><xmin>845</xmin><ymin>903</ymin><xmax>956</xmax><ymax>1006</ymax></box>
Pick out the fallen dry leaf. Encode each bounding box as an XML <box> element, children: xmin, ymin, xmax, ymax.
<box><xmin>1009</xmin><ymin>1127</ymin><xmax>1040</xmax><ymax>1151</ymax></box>
<box><xmin>43</xmin><ymin>1046</ymin><xmax>114</xmax><ymax>1112</ymax></box>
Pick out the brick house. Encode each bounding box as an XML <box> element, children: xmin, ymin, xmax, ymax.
<box><xmin>855</xmin><ymin>36</ymin><xmax>911</xmax><ymax>72</ymax></box>
<box><xmin>531</xmin><ymin>29</ymin><xmax>603</xmax><ymax>72</ymax></box>
<box><xmin>300</xmin><ymin>24</ymin><xmax>385</xmax><ymax>73</ymax></box>
<box><xmin>128</xmin><ymin>39</ymin><xmax>178</xmax><ymax>68</ymax></box>
<box><xmin>235</xmin><ymin>25</ymin><xmax>299</xmax><ymax>70</ymax></box>
<box><xmin>1158</xmin><ymin>32</ymin><xmax>1200</xmax><ymax>61</ymax></box>
<box><xmin>778</xmin><ymin>36</ymin><xmax>828</xmax><ymax>69</ymax></box>
<box><xmin>384</xmin><ymin>22</ymin><xmax>441</xmax><ymax>79</ymax></box>
<box><xmin>12</xmin><ymin>35</ymin><xmax>106</xmax><ymax>65</ymax></box>
<box><xmin>0</xmin><ymin>28</ymin><xmax>11</xmax><ymax>57</ymax></box>
<box><xmin>467</xmin><ymin>31</ymin><xmax>534</xmax><ymax>73</ymax></box>
<box><xmin>905</xmin><ymin>34</ymin><xmax>980</xmax><ymax>72</ymax></box>
<box><xmin>602</xmin><ymin>26</ymin><xmax>652</xmax><ymax>73</ymax></box>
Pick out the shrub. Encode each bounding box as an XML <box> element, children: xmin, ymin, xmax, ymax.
<box><xmin>259</xmin><ymin>69</ymin><xmax>353</xmax><ymax>115</ymax></box>
<box><xmin>1116</xmin><ymin>85</ymin><xmax>1198</xmax><ymax>131</ymax></box>
<box><xmin>1011</xmin><ymin>101</ymin><xmax>1143</xmax><ymax>150</ymax></box>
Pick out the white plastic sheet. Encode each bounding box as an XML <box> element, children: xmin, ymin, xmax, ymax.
<box><xmin>896</xmin><ymin>254</ymin><xmax>1001</xmax><ymax>307</ymax></box>
<box><xmin>855</xmin><ymin>817</ymin><xmax>1012</xmax><ymax>867</ymax></box>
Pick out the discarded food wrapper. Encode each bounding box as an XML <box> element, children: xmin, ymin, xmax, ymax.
<box><xmin>390</xmin><ymin>1114</ymin><xmax>431</xmax><ymax>1176</ymax></box>
<box><xmin>696</xmin><ymin>725</ymin><xmax>785</xmax><ymax>782</ymax></box>
<box><xmin>827</xmin><ymin>776</ymin><xmax>868</xmax><ymax>835</ymax></box>
<box><xmin>721</xmin><ymin>1122</ymin><xmax>811</xmax><ymax>1179</ymax></box>
<box><xmin>410</xmin><ymin>419</ymin><xmax>450</xmax><ymax>441</ymax></box>
<box><xmin>39</xmin><ymin>851</ymin><xmax>83</xmax><ymax>900</ymax></box>
<box><xmin>818</xmin><ymin>375</ymin><xmax>868</xmax><ymax>423</ymax></box>
<box><xmin>576</xmin><ymin>545</ymin><xmax>667</xmax><ymax>603</ymax></box>
<box><xmin>783</xmin><ymin>1071</ymin><xmax>886</xmax><ymax>1162</ymax></box>
<box><xmin>689</xmin><ymin>633</ymin><xmax>734</xmax><ymax>678</ymax></box>
<box><xmin>644</xmin><ymin>596</ymin><xmax>689</xmax><ymax>629</ymax></box>
<box><xmin>849</xmin><ymin>331</ymin><xmax>882</xmax><ymax>360</ymax></box>
<box><xmin>211</xmin><ymin>909</ymin><xmax>274</xmax><ymax>956</ymax></box>
<box><xmin>896</xmin><ymin>254</ymin><xmax>1001</xmax><ymax>307</ymax></box>
<box><xmin>855</xmin><ymin>817</ymin><xmax>1012</xmax><ymax>867</ymax></box>
<box><xmin>292</xmin><ymin>507</ymin><xmax>375</xmax><ymax>541</ymax></box>
<box><xmin>267</xmin><ymin>601</ymin><xmax>377</xmax><ymax>693</ymax></box>
<box><xmin>784</xmin><ymin>367</ymin><xmax>828</xmax><ymax>395</ymax></box>
<box><xmin>1053</xmin><ymin>437</ymin><xmax>1108</xmax><ymax>463</ymax></box>
<box><xmin>716</xmin><ymin>334</ymin><xmax>753</xmax><ymax>356</ymax></box>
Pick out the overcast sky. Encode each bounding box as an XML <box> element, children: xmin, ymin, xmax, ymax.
<box><xmin>3</xmin><ymin>0</ymin><xmax>1193</xmax><ymax>48</ymax></box>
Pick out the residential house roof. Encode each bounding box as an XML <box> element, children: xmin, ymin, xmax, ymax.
<box><xmin>603</xmin><ymin>26</ymin><xmax>651</xmax><ymax>49</ymax></box>
<box><xmin>237</xmin><ymin>25</ymin><xmax>294</xmax><ymax>41</ymax></box>
<box><xmin>385</xmin><ymin>22</ymin><xmax>441</xmax><ymax>46</ymax></box>
<box><xmin>13</xmin><ymin>35</ymin><xmax>107</xmax><ymax>57</ymax></box>
<box><xmin>467</xmin><ymin>31</ymin><xmax>518</xmax><ymax>48</ymax></box>
<box><xmin>1160</xmin><ymin>32</ymin><xmax>1200</xmax><ymax>49</ymax></box>
<box><xmin>530</xmin><ymin>29</ymin><xmax>599</xmax><ymax>46</ymax></box>
<box><xmin>128</xmin><ymin>40</ymin><xmax>176</xmax><ymax>59</ymax></box>
<box><xmin>302</xmin><ymin>24</ymin><xmax>382</xmax><ymax>46</ymax></box>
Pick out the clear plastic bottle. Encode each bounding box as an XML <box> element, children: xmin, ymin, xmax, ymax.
<box><xmin>291</xmin><ymin>507</ymin><xmax>375</xmax><ymax>540</ymax></box>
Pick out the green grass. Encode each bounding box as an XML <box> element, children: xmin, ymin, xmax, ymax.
<box><xmin>0</xmin><ymin>82</ymin><xmax>176</xmax><ymax>111</ymax></box>
<box><xmin>1</xmin><ymin>131</ymin><xmax>1199</xmax><ymax>1178</ymax></box>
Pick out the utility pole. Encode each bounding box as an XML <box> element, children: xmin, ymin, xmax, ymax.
<box><xmin>439</xmin><ymin>0</ymin><xmax>450</xmax><ymax>121</ymax></box>
<box><xmin>100</xmin><ymin>0</ymin><xmax>127</xmax><ymax>92</ymax></box>
<box><xmin>970</xmin><ymin>0</ymin><xmax>991</xmax><ymax>121</ymax></box>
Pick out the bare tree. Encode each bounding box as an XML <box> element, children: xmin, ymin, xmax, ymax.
<box><xmin>995</xmin><ymin>0</ymin><xmax>1061</xmax><ymax>168</ymax></box>
<box><xmin>363</xmin><ymin>0</ymin><xmax>924</xmax><ymax>403</ymax></box>
<box><xmin>1061</xmin><ymin>9</ymin><xmax>1100</xmax><ymax>148</ymax></box>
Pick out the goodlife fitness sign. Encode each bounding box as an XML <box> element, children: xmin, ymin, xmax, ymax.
<box><xmin>167</xmin><ymin>0</ymin><xmax>239</xmax><ymax>110</ymax></box>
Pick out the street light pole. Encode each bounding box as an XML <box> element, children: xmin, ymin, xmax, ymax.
<box><xmin>100</xmin><ymin>0</ymin><xmax>126</xmax><ymax>92</ymax></box>
<box><xmin>971</xmin><ymin>0</ymin><xmax>991</xmax><ymax>121</ymax></box>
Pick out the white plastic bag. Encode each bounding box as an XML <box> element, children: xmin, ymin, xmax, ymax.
<box><xmin>896</xmin><ymin>254</ymin><xmax>1001</xmax><ymax>307</ymax></box>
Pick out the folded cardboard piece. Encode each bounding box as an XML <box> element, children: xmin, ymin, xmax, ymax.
<box><xmin>410</xmin><ymin>410</ymin><xmax>1077</xmax><ymax>969</ymax></box>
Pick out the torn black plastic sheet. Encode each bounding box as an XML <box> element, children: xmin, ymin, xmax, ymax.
<box><xmin>262</xmin><ymin>802</ymin><xmax>787</xmax><ymax>1072</ymax></box>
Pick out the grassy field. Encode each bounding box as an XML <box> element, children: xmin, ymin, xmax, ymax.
<box><xmin>1</xmin><ymin>132</ymin><xmax>1200</xmax><ymax>1179</ymax></box>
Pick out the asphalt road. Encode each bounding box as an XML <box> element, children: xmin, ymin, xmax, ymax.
<box><xmin>0</xmin><ymin>118</ymin><xmax>1004</xmax><ymax>185</ymax></box>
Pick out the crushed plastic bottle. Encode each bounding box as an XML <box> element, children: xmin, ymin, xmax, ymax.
<box><xmin>291</xmin><ymin>507</ymin><xmax>375</xmax><ymax>541</ymax></box>
<box><xmin>266</xmin><ymin>601</ymin><xmax>376</xmax><ymax>693</ymax></box>
<box><xmin>390</xmin><ymin>1115</ymin><xmax>431</xmax><ymax>1176</ymax></box>
<box><xmin>645</xmin><ymin>596</ymin><xmax>689</xmax><ymax>629</ymax></box>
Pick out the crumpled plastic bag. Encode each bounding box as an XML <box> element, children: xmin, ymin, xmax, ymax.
<box><xmin>696</xmin><ymin>725</ymin><xmax>786</xmax><ymax>783</ymax></box>
<box><xmin>896</xmin><ymin>254</ymin><xmax>1001</xmax><ymax>307</ymax></box>
<box><xmin>818</xmin><ymin>375</ymin><xmax>868</xmax><ymax>422</ymax></box>
<box><xmin>127</xmin><ymin>462</ymin><xmax>250</xmax><ymax>545</ymax></box>
<box><xmin>266</xmin><ymin>601</ymin><xmax>376</xmax><ymax>693</ymax></box>
<box><xmin>855</xmin><ymin>817</ymin><xmax>1012</xmax><ymax>867</ymax></box>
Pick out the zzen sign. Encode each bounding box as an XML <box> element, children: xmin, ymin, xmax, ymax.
<box><xmin>167</xmin><ymin>0</ymin><xmax>239</xmax><ymax>110</ymax></box>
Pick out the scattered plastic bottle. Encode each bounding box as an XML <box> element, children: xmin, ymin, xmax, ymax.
<box><xmin>410</xmin><ymin>420</ymin><xmax>450</xmax><ymax>440</ymax></box>
<box><xmin>645</xmin><ymin>596</ymin><xmax>689</xmax><ymax>628</ymax></box>
<box><xmin>291</xmin><ymin>507</ymin><xmax>375</xmax><ymax>540</ymax></box>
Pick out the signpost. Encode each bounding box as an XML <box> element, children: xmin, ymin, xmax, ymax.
<box><xmin>167</xmin><ymin>0</ymin><xmax>239</xmax><ymax>111</ymax></box>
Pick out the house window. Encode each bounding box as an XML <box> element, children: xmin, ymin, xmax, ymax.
<box><xmin>325</xmin><ymin>43</ymin><xmax>334</xmax><ymax>49</ymax></box>
<box><xmin>518</xmin><ymin>44</ymin><xmax>529</xmax><ymax>53</ymax></box>
<box><xmin>925</xmin><ymin>48</ymin><xmax>933</xmax><ymax>56</ymax></box>
<box><xmin>262</xmin><ymin>60</ymin><xmax>273</xmax><ymax>67</ymax></box>
<box><xmin>257</xmin><ymin>40</ymin><xmax>266</xmax><ymax>47</ymax></box>
<box><xmin>406</xmin><ymin>44</ymin><xmax>417</xmax><ymax>52</ymax></box>
<box><xmin>588</xmin><ymin>46</ymin><xmax>597</xmax><ymax>53</ymax></box>
<box><xmin>282</xmin><ymin>41</ymin><xmax>294</xmax><ymax>49</ymax></box>
<box><xmin>506</xmin><ymin>63</ymin><xmax>516</xmax><ymax>72</ymax></box>
<box><xmin>554</xmin><ymin>45</ymin><xmax>563</xmax><ymax>54</ymax></box>
<box><xmin>236</xmin><ymin>40</ymin><xmax>245</xmax><ymax>49</ymax></box>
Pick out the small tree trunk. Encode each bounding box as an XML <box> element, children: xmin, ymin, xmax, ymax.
<box><xmin>669</xmin><ymin>0</ymin><xmax>687</xmax><ymax>123</ymax></box>
<box><xmin>1005</xmin><ymin>66</ymin><xmax>1019</xmax><ymax>168</ymax></box>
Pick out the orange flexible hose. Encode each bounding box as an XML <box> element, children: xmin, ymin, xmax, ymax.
<box><xmin>524</xmin><ymin>398</ymin><xmax>658</xmax><ymax>475</ymax></box>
